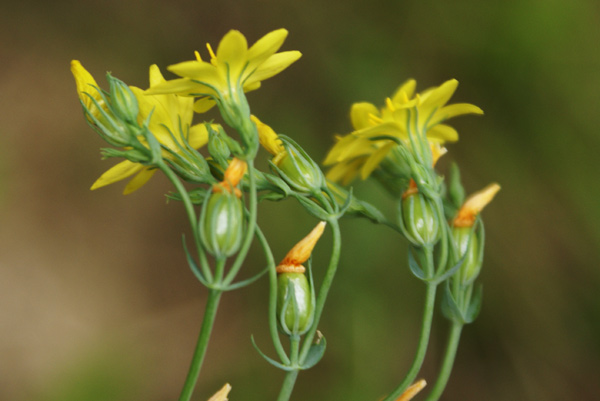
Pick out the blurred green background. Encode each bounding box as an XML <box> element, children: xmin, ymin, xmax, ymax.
<box><xmin>1</xmin><ymin>0</ymin><xmax>599</xmax><ymax>400</ymax></box>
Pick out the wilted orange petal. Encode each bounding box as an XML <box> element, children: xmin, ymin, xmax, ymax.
<box><xmin>453</xmin><ymin>183</ymin><xmax>501</xmax><ymax>227</ymax></box>
<box><xmin>278</xmin><ymin>221</ymin><xmax>326</xmax><ymax>269</ymax></box>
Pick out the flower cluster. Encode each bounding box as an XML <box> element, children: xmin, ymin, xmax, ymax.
<box><xmin>72</xmin><ymin>27</ymin><xmax>500</xmax><ymax>401</ymax></box>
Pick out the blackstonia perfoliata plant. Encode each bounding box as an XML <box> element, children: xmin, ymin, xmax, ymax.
<box><xmin>72</xmin><ymin>28</ymin><xmax>499</xmax><ymax>401</ymax></box>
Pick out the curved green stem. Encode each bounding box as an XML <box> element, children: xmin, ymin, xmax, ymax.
<box><xmin>383</xmin><ymin>280</ymin><xmax>437</xmax><ymax>401</ymax></box>
<box><xmin>255</xmin><ymin>225</ymin><xmax>290</xmax><ymax>364</ymax></box>
<box><xmin>178</xmin><ymin>289</ymin><xmax>223</xmax><ymax>401</ymax></box>
<box><xmin>423</xmin><ymin>322</ymin><xmax>464</xmax><ymax>401</ymax></box>
<box><xmin>299</xmin><ymin>218</ymin><xmax>341</xmax><ymax>362</ymax></box>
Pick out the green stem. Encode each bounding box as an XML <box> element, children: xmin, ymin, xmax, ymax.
<box><xmin>298</xmin><ymin>218</ymin><xmax>342</xmax><ymax>362</ymax></box>
<box><xmin>178</xmin><ymin>289</ymin><xmax>223</xmax><ymax>401</ymax></box>
<box><xmin>383</xmin><ymin>281</ymin><xmax>437</xmax><ymax>401</ymax></box>
<box><xmin>276</xmin><ymin>370</ymin><xmax>300</xmax><ymax>401</ymax></box>
<box><xmin>255</xmin><ymin>225</ymin><xmax>290</xmax><ymax>364</ymax></box>
<box><xmin>423</xmin><ymin>322</ymin><xmax>464</xmax><ymax>401</ymax></box>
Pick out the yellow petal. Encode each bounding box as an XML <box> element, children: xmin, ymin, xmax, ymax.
<box><xmin>247</xmin><ymin>29</ymin><xmax>288</xmax><ymax>67</ymax></box>
<box><xmin>420</xmin><ymin>79</ymin><xmax>458</xmax><ymax>109</ymax></box>
<box><xmin>431</xmin><ymin>103</ymin><xmax>483</xmax><ymax>126</ymax></box>
<box><xmin>146</xmin><ymin>77</ymin><xmax>198</xmax><ymax>96</ymax></box>
<box><xmin>244</xmin><ymin>51</ymin><xmax>302</xmax><ymax>87</ymax></box>
<box><xmin>90</xmin><ymin>160</ymin><xmax>143</xmax><ymax>190</ymax></box>
<box><xmin>123</xmin><ymin>168</ymin><xmax>157</xmax><ymax>195</ymax></box>
<box><xmin>326</xmin><ymin>158</ymin><xmax>365</xmax><ymax>185</ymax></box>
<box><xmin>71</xmin><ymin>60</ymin><xmax>104</xmax><ymax>118</ymax></box>
<box><xmin>251</xmin><ymin>115</ymin><xmax>285</xmax><ymax>156</ymax></box>
<box><xmin>360</xmin><ymin>141</ymin><xmax>395</xmax><ymax>179</ymax></box>
<box><xmin>391</xmin><ymin>79</ymin><xmax>417</xmax><ymax>105</ymax></box>
<box><xmin>350</xmin><ymin>102</ymin><xmax>379</xmax><ymax>130</ymax></box>
<box><xmin>427</xmin><ymin>123</ymin><xmax>459</xmax><ymax>143</ymax></box>
<box><xmin>216</xmin><ymin>30</ymin><xmax>249</xmax><ymax>80</ymax></box>
<box><xmin>148</xmin><ymin>64</ymin><xmax>166</xmax><ymax>87</ymax></box>
<box><xmin>187</xmin><ymin>124</ymin><xmax>210</xmax><ymax>149</ymax></box>
<box><xmin>453</xmin><ymin>183</ymin><xmax>501</xmax><ymax>227</ymax></box>
<box><xmin>193</xmin><ymin>97</ymin><xmax>217</xmax><ymax>113</ymax></box>
<box><xmin>207</xmin><ymin>383</ymin><xmax>232</xmax><ymax>401</ymax></box>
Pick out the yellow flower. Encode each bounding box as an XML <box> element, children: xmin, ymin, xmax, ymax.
<box><xmin>324</xmin><ymin>79</ymin><xmax>482</xmax><ymax>184</ymax></box>
<box><xmin>147</xmin><ymin>29</ymin><xmax>302</xmax><ymax>113</ymax></box>
<box><xmin>207</xmin><ymin>383</ymin><xmax>231</xmax><ymax>401</ymax></box>
<box><xmin>453</xmin><ymin>183</ymin><xmax>501</xmax><ymax>227</ymax></box>
<box><xmin>72</xmin><ymin>62</ymin><xmax>210</xmax><ymax>194</ymax></box>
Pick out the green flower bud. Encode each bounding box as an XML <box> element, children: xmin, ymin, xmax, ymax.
<box><xmin>401</xmin><ymin>190</ymin><xmax>440</xmax><ymax>246</ymax></box>
<box><xmin>199</xmin><ymin>189</ymin><xmax>244</xmax><ymax>258</ymax></box>
<box><xmin>207</xmin><ymin>125</ymin><xmax>232</xmax><ymax>167</ymax></box>
<box><xmin>107</xmin><ymin>74</ymin><xmax>139</xmax><ymax>125</ymax></box>
<box><xmin>452</xmin><ymin>226</ymin><xmax>481</xmax><ymax>284</ymax></box>
<box><xmin>277</xmin><ymin>272</ymin><xmax>314</xmax><ymax>335</ymax></box>
<box><xmin>274</xmin><ymin>136</ymin><xmax>325</xmax><ymax>195</ymax></box>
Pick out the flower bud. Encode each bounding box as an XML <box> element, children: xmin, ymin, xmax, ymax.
<box><xmin>401</xmin><ymin>184</ymin><xmax>440</xmax><ymax>246</ymax></box>
<box><xmin>275</xmin><ymin>221</ymin><xmax>325</xmax><ymax>335</ymax></box>
<box><xmin>277</xmin><ymin>272</ymin><xmax>314</xmax><ymax>334</ymax></box>
<box><xmin>107</xmin><ymin>74</ymin><xmax>139</xmax><ymax>125</ymax></box>
<box><xmin>452</xmin><ymin>226</ymin><xmax>481</xmax><ymax>283</ymax></box>
<box><xmin>199</xmin><ymin>190</ymin><xmax>244</xmax><ymax>258</ymax></box>
<box><xmin>274</xmin><ymin>136</ymin><xmax>325</xmax><ymax>194</ymax></box>
<box><xmin>199</xmin><ymin>158</ymin><xmax>247</xmax><ymax>258</ymax></box>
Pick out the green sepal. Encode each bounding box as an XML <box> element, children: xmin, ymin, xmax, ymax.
<box><xmin>181</xmin><ymin>235</ymin><xmax>210</xmax><ymax>287</ymax></box>
<box><xmin>448</xmin><ymin>162</ymin><xmax>465</xmax><ymax>210</ymax></box>
<box><xmin>441</xmin><ymin>281</ymin><xmax>466</xmax><ymax>324</ymax></box>
<box><xmin>250</xmin><ymin>335</ymin><xmax>295</xmax><ymax>371</ymax></box>
<box><xmin>408</xmin><ymin>248</ymin><xmax>427</xmax><ymax>281</ymax></box>
<box><xmin>293</xmin><ymin>195</ymin><xmax>331</xmax><ymax>221</ymax></box>
<box><xmin>300</xmin><ymin>333</ymin><xmax>327</xmax><ymax>370</ymax></box>
<box><xmin>100</xmin><ymin>147</ymin><xmax>149</xmax><ymax>164</ymax></box>
<box><xmin>207</xmin><ymin>124</ymin><xmax>231</xmax><ymax>168</ymax></box>
<box><xmin>465</xmin><ymin>284</ymin><xmax>483</xmax><ymax>323</ymax></box>
<box><xmin>167</xmin><ymin>187</ymin><xmax>210</xmax><ymax>205</ymax></box>
<box><xmin>220</xmin><ymin>266</ymin><xmax>269</xmax><ymax>291</ymax></box>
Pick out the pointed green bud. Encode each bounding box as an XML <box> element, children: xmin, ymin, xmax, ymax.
<box><xmin>107</xmin><ymin>74</ymin><xmax>139</xmax><ymax>125</ymax></box>
<box><xmin>199</xmin><ymin>189</ymin><xmax>244</xmax><ymax>259</ymax></box>
<box><xmin>452</xmin><ymin>226</ymin><xmax>482</xmax><ymax>284</ymax></box>
<box><xmin>273</xmin><ymin>136</ymin><xmax>325</xmax><ymax>195</ymax></box>
<box><xmin>400</xmin><ymin>187</ymin><xmax>440</xmax><ymax>246</ymax></box>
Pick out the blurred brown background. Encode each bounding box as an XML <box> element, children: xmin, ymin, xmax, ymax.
<box><xmin>1</xmin><ymin>0</ymin><xmax>599</xmax><ymax>400</ymax></box>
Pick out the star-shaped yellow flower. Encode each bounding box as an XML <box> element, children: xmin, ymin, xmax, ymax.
<box><xmin>147</xmin><ymin>29</ymin><xmax>302</xmax><ymax>113</ymax></box>
<box><xmin>72</xmin><ymin>61</ymin><xmax>210</xmax><ymax>194</ymax></box>
<box><xmin>324</xmin><ymin>79</ymin><xmax>482</xmax><ymax>184</ymax></box>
